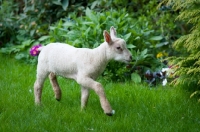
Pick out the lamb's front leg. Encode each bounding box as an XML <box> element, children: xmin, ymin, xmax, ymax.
<box><xmin>81</xmin><ymin>86</ymin><xmax>90</xmax><ymax>110</ymax></box>
<box><xmin>77</xmin><ymin>77</ymin><xmax>114</xmax><ymax>116</ymax></box>
<box><xmin>34</xmin><ymin>73</ymin><xmax>48</xmax><ymax>105</ymax></box>
<box><xmin>34</xmin><ymin>80</ymin><xmax>43</xmax><ymax>105</ymax></box>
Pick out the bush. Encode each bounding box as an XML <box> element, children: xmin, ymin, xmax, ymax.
<box><xmin>0</xmin><ymin>0</ymin><xmax>19</xmax><ymax>46</ymax></box>
<box><xmin>37</xmin><ymin>8</ymin><xmax>171</xmax><ymax>82</ymax></box>
<box><xmin>0</xmin><ymin>0</ymin><xmax>86</xmax><ymax>62</ymax></box>
<box><xmin>162</xmin><ymin>0</ymin><xmax>200</xmax><ymax>91</ymax></box>
<box><xmin>0</xmin><ymin>0</ymin><xmax>186</xmax><ymax>83</ymax></box>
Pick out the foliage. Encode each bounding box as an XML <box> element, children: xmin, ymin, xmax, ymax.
<box><xmin>190</xmin><ymin>91</ymin><xmax>200</xmax><ymax>103</ymax></box>
<box><xmin>162</xmin><ymin>0</ymin><xmax>200</xmax><ymax>90</ymax></box>
<box><xmin>38</xmin><ymin>8</ymin><xmax>169</xmax><ymax>82</ymax></box>
<box><xmin>0</xmin><ymin>0</ymin><xmax>86</xmax><ymax>62</ymax></box>
<box><xmin>0</xmin><ymin>0</ymin><xmax>186</xmax><ymax>82</ymax></box>
<box><xmin>0</xmin><ymin>0</ymin><xmax>19</xmax><ymax>45</ymax></box>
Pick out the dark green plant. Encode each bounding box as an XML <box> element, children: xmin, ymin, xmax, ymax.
<box><xmin>39</xmin><ymin>8</ymin><xmax>167</xmax><ymax>82</ymax></box>
<box><xmin>0</xmin><ymin>0</ymin><xmax>19</xmax><ymax>46</ymax></box>
<box><xmin>162</xmin><ymin>0</ymin><xmax>200</xmax><ymax>90</ymax></box>
<box><xmin>0</xmin><ymin>0</ymin><xmax>185</xmax><ymax>82</ymax></box>
<box><xmin>0</xmin><ymin>0</ymin><xmax>86</xmax><ymax>62</ymax></box>
<box><xmin>89</xmin><ymin>0</ymin><xmax>187</xmax><ymax>56</ymax></box>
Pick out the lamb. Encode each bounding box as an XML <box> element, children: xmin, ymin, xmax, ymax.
<box><xmin>33</xmin><ymin>26</ymin><xmax>132</xmax><ymax>116</ymax></box>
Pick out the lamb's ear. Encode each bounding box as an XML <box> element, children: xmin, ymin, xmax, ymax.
<box><xmin>103</xmin><ymin>30</ymin><xmax>112</xmax><ymax>45</ymax></box>
<box><xmin>110</xmin><ymin>26</ymin><xmax>117</xmax><ymax>39</ymax></box>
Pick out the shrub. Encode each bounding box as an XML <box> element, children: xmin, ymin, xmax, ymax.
<box><xmin>0</xmin><ymin>0</ymin><xmax>185</xmax><ymax>83</ymax></box>
<box><xmin>38</xmin><ymin>8</ymin><xmax>170</xmax><ymax>82</ymax></box>
<box><xmin>0</xmin><ymin>0</ymin><xmax>86</xmax><ymax>62</ymax></box>
<box><xmin>0</xmin><ymin>0</ymin><xmax>19</xmax><ymax>46</ymax></box>
<box><xmin>162</xmin><ymin>0</ymin><xmax>200</xmax><ymax>90</ymax></box>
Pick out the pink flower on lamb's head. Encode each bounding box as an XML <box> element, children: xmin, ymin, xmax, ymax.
<box><xmin>30</xmin><ymin>44</ymin><xmax>42</xmax><ymax>56</ymax></box>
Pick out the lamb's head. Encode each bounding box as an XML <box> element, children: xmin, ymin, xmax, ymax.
<box><xmin>104</xmin><ymin>26</ymin><xmax>132</xmax><ymax>63</ymax></box>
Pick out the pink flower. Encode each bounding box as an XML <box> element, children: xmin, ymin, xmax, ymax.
<box><xmin>30</xmin><ymin>44</ymin><xmax>42</xmax><ymax>56</ymax></box>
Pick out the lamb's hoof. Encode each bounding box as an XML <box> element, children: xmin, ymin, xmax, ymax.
<box><xmin>106</xmin><ymin>113</ymin><xmax>113</xmax><ymax>116</ymax></box>
<box><xmin>105</xmin><ymin>110</ymin><xmax>115</xmax><ymax>116</ymax></box>
<box><xmin>35</xmin><ymin>101</ymin><xmax>42</xmax><ymax>106</ymax></box>
<box><xmin>56</xmin><ymin>98</ymin><xmax>61</xmax><ymax>101</ymax></box>
<box><xmin>35</xmin><ymin>102</ymin><xmax>42</xmax><ymax>107</ymax></box>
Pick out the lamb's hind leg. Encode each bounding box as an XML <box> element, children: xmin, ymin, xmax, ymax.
<box><xmin>81</xmin><ymin>86</ymin><xmax>90</xmax><ymax>110</ymax></box>
<box><xmin>49</xmin><ymin>72</ymin><xmax>62</xmax><ymax>101</ymax></box>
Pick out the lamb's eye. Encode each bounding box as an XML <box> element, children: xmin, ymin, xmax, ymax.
<box><xmin>116</xmin><ymin>47</ymin><xmax>121</xmax><ymax>50</ymax></box>
<box><xmin>116</xmin><ymin>46</ymin><xmax>123</xmax><ymax>52</ymax></box>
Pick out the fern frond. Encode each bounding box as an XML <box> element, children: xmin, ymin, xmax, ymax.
<box><xmin>173</xmin><ymin>0</ymin><xmax>200</xmax><ymax>10</ymax></box>
<box><xmin>177</xmin><ymin>10</ymin><xmax>200</xmax><ymax>24</ymax></box>
<box><xmin>166</xmin><ymin>0</ymin><xmax>200</xmax><ymax>89</ymax></box>
<box><xmin>194</xmin><ymin>58</ymin><xmax>200</xmax><ymax>66</ymax></box>
<box><xmin>173</xmin><ymin>31</ymin><xmax>200</xmax><ymax>53</ymax></box>
<box><xmin>193</xmin><ymin>22</ymin><xmax>200</xmax><ymax>30</ymax></box>
<box><xmin>185</xmin><ymin>37</ymin><xmax>200</xmax><ymax>53</ymax></box>
<box><xmin>187</xmin><ymin>67</ymin><xmax>200</xmax><ymax>75</ymax></box>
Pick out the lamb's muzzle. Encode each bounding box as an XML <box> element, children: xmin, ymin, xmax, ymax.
<box><xmin>33</xmin><ymin>26</ymin><xmax>132</xmax><ymax>116</ymax></box>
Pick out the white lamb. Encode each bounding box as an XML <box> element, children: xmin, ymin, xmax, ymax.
<box><xmin>34</xmin><ymin>26</ymin><xmax>132</xmax><ymax>116</ymax></box>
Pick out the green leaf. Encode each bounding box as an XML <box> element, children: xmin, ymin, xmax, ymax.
<box><xmin>141</xmin><ymin>49</ymin><xmax>148</xmax><ymax>56</ymax></box>
<box><xmin>0</xmin><ymin>48</ymin><xmax>11</xmax><ymax>54</ymax></box>
<box><xmin>49</xmin><ymin>26</ymin><xmax>56</xmax><ymax>30</ymax></box>
<box><xmin>150</xmin><ymin>36</ymin><xmax>163</xmax><ymax>41</ymax></box>
<box><xmin>86</xmin><ymin>27</ymin><xmax>91</xmax><ymax>34</ymax></box>
<box><xmin>131</xmin><ymin>73</ymin><xmax>141</xmax><ymax>83</ymax></box>
<box><xmin>39</xmin><ymin>36</ymin><xmax>50</xmax><ymax>41</ymax></box>
<box><xmin>91</xmin><ymin>1</ymin><xmax>99</xmax><ymax>9</ymax></box>
<box><xmin>127</xmin><ymin>44</ymin><xmax>136</xmax><ymax>49</ymax></box>
<box><xmin>143</xmin><ymin>30</ymin><xmax>154</xmax><ymax>36</ymax></box>
<box><xmin>15</xmin><ymin>53</ymin><xmax>26</xmax><ymax>60</ymax></box>
<box><xmin>30</xmin><ymin>29</ymin><xmax>35</xmax><ymax>37</ymax></box>
<box><xmin>63</xmin><ymin>21</ymin><xmax>75</xmax><ymax>27</ymax></box>
<box><xmin>155</xmin><ymin>42</ymin><xmax>169</xmax><ymax>48</ymax></box>
<box><xmin>22</xmin><ymin>40</ymin><xmax>33</xmax><ymax>46</ymax></box>
<box><xmin>82</xmin><ymin>22</ymin><xmax>94</xmax><ymax>25</ymax></box>
<box><xmin>145</xmin><ymin>41</ymin><xmax>151</xmax><ymax>45</ymax></box>
<box><xmin>123</xmin><ymin>32</ymin><xmax>132</xmax><ymax>41</ymax></box>
<box><xmin>134</xmin><ymin>36</ymin><xmax>140</xmax><ymax>40</ymax></box>
<box><xmin>61</xmin><ymin>0</ymin><xmax>69</xmax><ymax>10</ymax></box>
<box><xmin>85</xmin><ymin>8</ymin><xmax>98</xmax><ymax>24</ymax></box>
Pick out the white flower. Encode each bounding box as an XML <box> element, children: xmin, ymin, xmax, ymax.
<box><xmin>162</xmin><ymin>78</ymin><xmax>167</xmax><ymax>86</ymax></box>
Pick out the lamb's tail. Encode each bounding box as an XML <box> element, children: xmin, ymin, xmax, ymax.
<box><xmin>30</xmin><ymin>44</ymin><xmax>43</xmax><ymax>56</ymax></box>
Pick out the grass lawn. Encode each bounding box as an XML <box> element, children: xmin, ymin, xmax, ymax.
<box><xmin>0</xmin><ymin>54</ymin><xmax>200</xmax><ymax>132</ymax></box>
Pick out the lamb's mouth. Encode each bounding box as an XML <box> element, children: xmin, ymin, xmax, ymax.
<box><xmin>124</xmin><ymin>59</ymin><xmax>131</xmax><ymax>64</ymax></box>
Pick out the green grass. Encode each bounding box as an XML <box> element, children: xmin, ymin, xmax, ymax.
<box><xmin>0</xmin><ymin>54</ymin><xmax>200</xmax><ymax>132</ymax></box>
